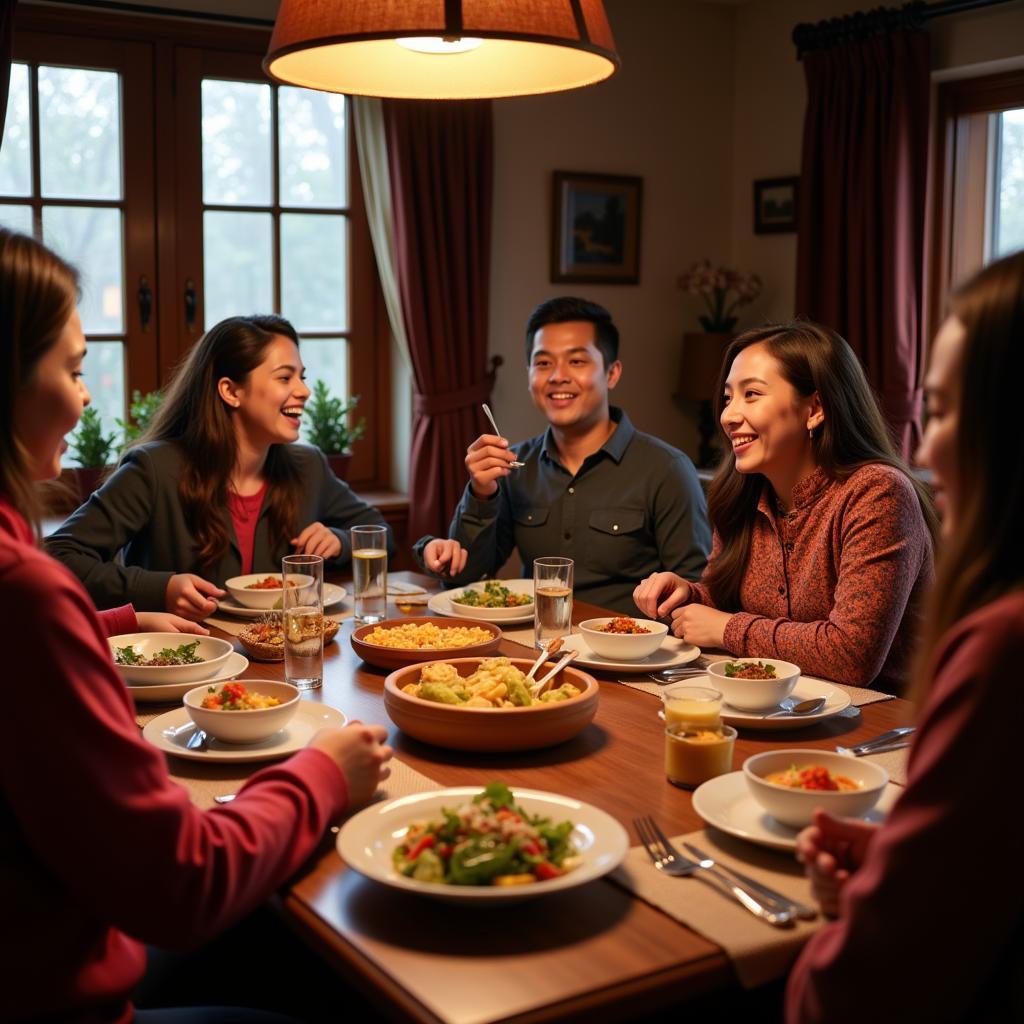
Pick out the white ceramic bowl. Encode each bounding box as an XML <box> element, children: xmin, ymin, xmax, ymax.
<box><xmin>183</xmin><ymin>679</ymin><xmax>301</xmax><ymax>744</ymax></box>
<box><xmin>706</xmin><ymin>657</ymin><xmax>800</xmax><ymax>711</ymax></box>
<box><xmin>577</xmin><ymin>617</ymin><xmax>668</xmax><ymax>661</ymax></box>
<box><xmin>743</xmin><ymin>749</ymin><xmax>889</xmax><ymax>828</ymax></box>
<box><xmin>109</xmin><ymin>633</ymin><xmax>234</xmax><ymax>686</ymax></box>
<box><xmin>224</xmin><ymin>573</ymin><xmax>314</xmax><ymax>609</ymax></box>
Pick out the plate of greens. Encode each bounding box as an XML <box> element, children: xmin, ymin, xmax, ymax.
<box><xmin>430</xmin><ymin>579</ymin><xmax>535</xmax><ymax>624</ymax></box>
<box><xmin>336</xmin><ymin>782</ymin><xmax>628</xmax><ymax>904</ymax></box>
<box><xmin>107</xmin><ymin>632</ymin><xmax>235</xmax><ymax>685</ymax></box>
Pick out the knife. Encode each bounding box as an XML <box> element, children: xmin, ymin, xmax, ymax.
<box><xmin>838</xmin><ymin>726</ymin><xmax>915</xmax><ymax>757</ymax></box>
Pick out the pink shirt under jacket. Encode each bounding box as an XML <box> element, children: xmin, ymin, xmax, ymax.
<box><xmin>689</xmin><ymin>464</ymin><xmax>933</xmax><ymax>692</ymax></box>
<box><xmin>0</xmin><ymin>497</ymin><xmax>349</xmax><ymax>1023</ymax></box>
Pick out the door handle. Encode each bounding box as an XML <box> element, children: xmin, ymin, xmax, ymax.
<box><xmin>184</xmin><ymin>278</ymin><xmax>197</xmax><ymax>332</ymax></box>
<box><xmin>137</xmin><ymin>276</ymin><xmax>153</xmax><ymax>331</ymax></box>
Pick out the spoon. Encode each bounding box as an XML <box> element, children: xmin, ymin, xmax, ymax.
<box><xmin>525</xmin><ymin>636</ymin><xmax>562</xmax><ymax>682</ymax></box>
<box><xmin>762</xmin><ymin>696</ymin><xmax>827</xmax><ymax>719</ymax></box>
<box><xmin>532</xmin><ymin>649</ymin><xmax>579</xmax><ymax>697</ymax></box>
<box><xmin>481</xmin><ymin>404</ymin><xmax>525</xmax><ymax>468</ymax></box>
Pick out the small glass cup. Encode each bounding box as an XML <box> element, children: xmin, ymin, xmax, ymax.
<box><xmin>533</xmin><ymin>556</ymin><xmax>573</xmax><ymax>650</ymax></box>
<box><xmin>282</xmin><ymin>553</ymin><xmax>324</xmax><ymax>691</ymax></box>
<box><xmin>350</xmin><ymin>524</ymin><xmax>388</xmax><ymax>624</ymax></box>
<box><xmin>662</xmin><ymin>684</ymin><xmax>722</xmax><ymax>728</ymax></box>
<box><xmin>664</xmin><ymin>723</ymin><xmax>737</xmax><ymax>789</ymax></box>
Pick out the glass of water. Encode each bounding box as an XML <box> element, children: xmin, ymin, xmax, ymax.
<box><xmin>282</xmin><ymin>553</ymin><xmax>324</xmax><ymax>690</ymax></box>
<box><xmin>533</xmin><ymin>556</ymin><xmax>573</xmax><ymax>650</ymax></box>
<box><xmin>351</xmin><ymin>524</ymin><xmax>388</xmax><ymax>624</ymax></box>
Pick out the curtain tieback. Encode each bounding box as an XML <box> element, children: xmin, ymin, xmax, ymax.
<box><xmin>413</xmin><ymin>355</ymin><xmax>504</xmax><ymax>417</ymax></box>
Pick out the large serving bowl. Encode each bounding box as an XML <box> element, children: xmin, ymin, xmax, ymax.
<box><xmin>444</xmin><ymin>579</ymin><xmax>535</xmax><ymax>621</ymax></box>
<box><xmin>706</xmin><ymin>657</ymin><xmax>800</xmax><ymax>711</ymax></box>
<box><xmin>351</xmin><ymin>616</ymin><xmax>502</xmax><ymax>670</ymax></box>
<box><xmin>383</xmin><ymin>657</ymin><xmax>599</xmax><ymax>752</ymax></box>
<box><xmin>577</xmin><ymin>617</ymin><xmax>668</xmax><ymax>661</ymax></box>
<box><xmin>183</xmin><ymin>679</ymin><xmax>301</xmax><ymax>744</ymax></box>
<box><xmin>743</xmin><ymin>749</ymin><xmax>889</xmax><ymax>828</ymax></box>
<box><xmin>223</xmin><ymin>573</ymin><xmax>314</xmax><ymax>610</ymax></box>
<box><xmin>108</xmin><ymin>633</ymin><xmax>234</xmax><ymax>686</ymax></box>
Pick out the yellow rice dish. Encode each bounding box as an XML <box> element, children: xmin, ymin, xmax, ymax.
<box><xmin>362</xmin><ymin>622</ymin><xmax>493</xmax><ymax>649</ymax></box>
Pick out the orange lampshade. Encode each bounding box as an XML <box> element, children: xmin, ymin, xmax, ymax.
<box><xmin>264</xmin><ymin>0</ymin><xmax>620</xmax><ymax>100</ymax></box>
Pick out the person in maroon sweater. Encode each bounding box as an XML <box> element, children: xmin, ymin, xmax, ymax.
<box><xmin>786</xmin><ymin>252</ymin><xmax>1024</xmax><ymax>1021</ymax></box>
<box><xmin>0</xmin><ymin>228</ymin><xmax>393</xmax><ymax>1022</ymax></box>
<box><xmin>634</xmin><ymin>322</ymin><xmax>937</xmax><ymax>692</ymax></box>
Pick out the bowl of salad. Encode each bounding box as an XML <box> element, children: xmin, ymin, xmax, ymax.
<box><xmin>183</xmin><ymin>679</ymin><xmax>301</xmax><ymax>744</ymax></box>
<box><xmin>336</xmin><ymin>782</ymin><xmax>629</xmax><ymax>904</ymax></box>
<box><xmin>445</xmin><ymin>579</ymin><xmax>534</xmax><ymax>621</ymax></box>
<box><xmin>707</xmin><ymin>658</ymin><xmax>800</xmax><ymax>711</ymax></box>
<box><xmin>108</xmin><ymin>633</ymin><xmax>234</xmax><ymax>685</ymax></box>
<box><xmin>577</xmin><ymin>616</ymin><xmax>668</xmax><ymax>661</ymax></box>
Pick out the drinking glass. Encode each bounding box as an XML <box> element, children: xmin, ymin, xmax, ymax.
<box><xmin>662</xmin><ymin>684</ymin><xmax>722</xmax><ymax>728</ymax></box>
<box><xmin>664</xmin><ymin>723</ymin><xmax>737</xmax><ymax>790</ymax></box>
<box><xmin>350</xmin><ymin>524</ymin><xmax>388</xmax><ymax>624</ymax></box>
<box><xmin>282</xmin><ymin>553</ymin><xmax>324</xmax><ymax>691</ymax></box>
<box><xmin>533</xmin><ymin>556</ymin><xmax>573</xmax><ymax>650</ymax></box>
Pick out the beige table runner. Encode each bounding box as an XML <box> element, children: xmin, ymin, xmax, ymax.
<box><xmin>612</xmin><ymin>827</ymin><xmax>824</xmax><ymax>988</ymax></box>
<box><xmin>860</xmin><ymin>745</ymin><xmax>909</xmax><ymax>786</ymax></box>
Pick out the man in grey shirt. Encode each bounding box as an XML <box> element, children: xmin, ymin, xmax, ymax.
<box><xmin>414</xmin><ymin>297</ymin><xmax>710</xmax><ymax>615</ymax></box>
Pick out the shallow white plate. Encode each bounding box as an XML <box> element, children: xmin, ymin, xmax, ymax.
<box><xmin>656</xmin><ymin>673</ymin><xmax>852</xmax><ymax>730</ymax></box>
<box><xmin>557</xmin><ymin>633</ymin><xmax>701</xmax><ymax>673</ymax></box>
<box><xmin>216</xmin><ymin>582</ymin><xmax>347</xmax><ymax>618</ymax></box>
<box><xmin>337</xmin><ymin>786</ymin><xmax>629</xmax><ymax>905</ymax></box>
<box><xmin>691</xmin><ymin>770</ymin><xmax>901</xmax><ymax>851</ymax></box>
<box><xmin>428</xmin><ymin>579</ymin><xmax>535</xmax><ymax>624</ymax></box>
<box><xmin>142</xmin><ymin>701</ymin><xmax>346</xmax><ymax>762</ymax></box>
<box><xmin>127</xmin><ymin>651</ymin><xmax>250</xmax><ymax>703</ymax></box>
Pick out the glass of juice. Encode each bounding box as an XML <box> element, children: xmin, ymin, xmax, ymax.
<box><xmin>664</xmin><ymin>723</ymin><xmax>737</xmax><ymax>789</ymax></box>
<box><xmin>351</xmin><ymin>524</ymin><xmax>388</xmax><ymax>624</ymax></box>
<box><xmin>282</xmin><ymin>553</ymin><xmax>324</xmax><ymax>691</ymax></box>
<box><xmin>662</xmin><ymin>684</ymin><xmax>722</xmax><ymax>728</ymax></box>
<box><xmin>533</xmin><ymin>556</ymin><xmax>573</xmax><ymax>650</ymax></box>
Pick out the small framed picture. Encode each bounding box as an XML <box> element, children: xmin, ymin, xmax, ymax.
<box><xmin>753</xmin><ymin>176</ymin><xmax>799</xmax><ymax>234</ymax></box>
<box><xmin>550</xmin><ymin>171</ymin><xmax>643</xmax><ymax>284</ymax></box>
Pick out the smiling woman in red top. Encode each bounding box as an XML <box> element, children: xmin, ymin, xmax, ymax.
<box><xmin>635</xmin><ymin>322</ymin><xmax>937</xmax><ymax>692</ymax></box>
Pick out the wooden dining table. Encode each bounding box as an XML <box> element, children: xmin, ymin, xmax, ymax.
<box><xmin>193</xmin><ymin>572</ymin><xmax>912</xmax><ymax>1024</ymax></box>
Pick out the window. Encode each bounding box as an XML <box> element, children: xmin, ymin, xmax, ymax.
<box><xmin>2</xmin><ymin>7</ymin><xmax>385</xmax><ymax>486</ymax></box>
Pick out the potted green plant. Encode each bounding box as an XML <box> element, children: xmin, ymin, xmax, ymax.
<box><xmin>116</xmin><ymin>388</ymin><xmax>163</xmax><ymax>451</ymax></box>
<box><xmin>303</xmin><ymin>379</ymin><xmax>366</xmax><ymax>481</ymax></box>
<box><xmin>68</xmin><ymin>407</ymin><xmax>118</xmax><ymax>501</ymax></box>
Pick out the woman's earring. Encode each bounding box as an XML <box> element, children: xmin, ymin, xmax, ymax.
<box><xmin>808</xmin><ymin>426</ymin><xmax>814</xmax><ymax>441</ymax></box>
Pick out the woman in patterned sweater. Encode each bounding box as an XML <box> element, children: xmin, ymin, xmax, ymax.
<box><xmin>635</xmin><ymin>322</ymin><xmax>936</xmax><ymax>693</ymax></box>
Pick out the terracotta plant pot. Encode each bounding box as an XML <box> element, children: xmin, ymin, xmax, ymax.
<box><xmin>326</xmin><ymin>452</ymin><xmax>353</xmax><ymax>481</ymax></box>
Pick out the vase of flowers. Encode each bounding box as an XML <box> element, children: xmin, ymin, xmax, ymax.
<box><xmin>677</xmin><ymin>259</ymin><xmax>762</xmax><ymax>333</ymax></box>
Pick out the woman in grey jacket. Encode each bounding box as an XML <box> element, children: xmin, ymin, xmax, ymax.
<box><xmin>48</xmin><ymin>315</ymin><xmax>391</xmax><ymax>620</ymax></box>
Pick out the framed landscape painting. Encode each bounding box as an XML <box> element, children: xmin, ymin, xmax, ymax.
<box><xmin>753</xmin><ymin>176</ymin><xmax>799</xmax><ymax>234</ymax></box>
<box><xmin>550</xmin><ymin>171</ymin><xmax>642</xmax><ymax>284</ymax></box>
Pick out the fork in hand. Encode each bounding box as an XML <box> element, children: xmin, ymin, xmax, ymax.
<box><xmin>633</xmin><ymin>816</ymin><xmax>795</xmax><ymax>927</ymax></box>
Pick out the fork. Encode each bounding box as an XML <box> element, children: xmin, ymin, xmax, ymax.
<box><xmin>481</xmin><ymin>404</ymin><xmax>525</xmax><ymax>468</ymax></box>
<box><xmin>648</xmin><ymin>668</ymin><xmax>708</xmax><ymax>683</ymax></box>
<box><xmin>680</xmin><ymin>841</ymin><xmax>816</xmax><ymax>920</ymax></box>
<box><xmin>836</xmin><ymin>726</ymin><xmax>915</xmax><ymax>757</ymax></box>
<box><xmin>186</xmin><ymin>728</ymin><xmax>209</xmax><ymax>752</ymax></box>
<box><xmin>633</xmin><ymin>816</ymin><xmax>794</xmax><ymax>926</ymax></box>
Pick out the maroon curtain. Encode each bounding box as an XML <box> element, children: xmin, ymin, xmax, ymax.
<box><xmin>383</xmin><ymin>99</ymin><xmax>494</xmax><ymax>541</ymax></box>
<box><xmin>795</xmin><ymin>29</ymin><xmax>930</xmax><ymax>457</ymax></box>
<box><xmin>0</xmin><ymin>1</ymin><xmax>14</xmax><ymax>138</ymax></box>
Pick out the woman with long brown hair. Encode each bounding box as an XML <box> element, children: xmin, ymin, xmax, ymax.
<box><xmin>0</xmin><ymin>227</ymin><xmax>392</xmax><ymax>1021</ymax></box>
<box><xmin>47</xmin><ymin>313</ymin><xmax>390</xmax><ymax>620</ymax></box>
<box><xmin>634</xmin><ymin>322</ymin><xmax>936</xmax><ymax>692</ymax></box>
<box><xmin>786</xmin><ymin>251</ymin><xmax>1024</xmax><ymax>1023</ymax></box>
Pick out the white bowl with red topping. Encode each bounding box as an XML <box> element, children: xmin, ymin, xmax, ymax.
<box><xmin>183</xmin><ymin>679</ymin><xmax>301</xmax><ymax>743</ymax></box>
<box><xmin>706</xmin><ymin>657</ymin><xmax>800</xmax><ymax>711</ymax></box>
<box><xmin>577</xmin><ymin>617</ymin><xmax>668</xmax><ymax>661</ymax></box>
<box><xmin>224</xmin><ymin>573</ymin><xmax>314</xmax><ymax>610</ymax></box>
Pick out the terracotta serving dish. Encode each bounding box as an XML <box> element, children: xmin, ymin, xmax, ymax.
<box><xmin>383</xmin><ymin>657</ymin><xmax>599</xmax><ymax>752</ymax></box>
<box><xmin>350</xmin><ymin>616</ymin><xmax>502</xmax><ymax>670</ymax></box>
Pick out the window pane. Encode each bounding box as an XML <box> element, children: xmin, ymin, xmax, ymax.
<box><xmin>38</xmin><ymin>66</ymin><xmax>122</xmax><ymax>201</ymax></box>
<box><xmin>0</xmin><ymin>64</ymin><xmax>31</xmax><ymax>197</ymax></box>
<box><xmin>63</xmin><ymin>340</ymin><xmax>126</xmax><ymax>468</ymax></box>
<box><xmin>42</xmin><ymin>205</ymin><xmax>124</xmax><ymax>334</ymax></box>
<box><xmin>278</xmin><ymin>87</ymin><xmax>347</xmax><ymax>208</ymax></box>
<box><xmin>280</xmin><ymin>213</ymin><xmax>347</xmax><ymax>332</ymax></box>
<box><xmin>300</xmin><ymin>339</ymin><xmax>350</xmax><ymax>409</ymax></box>
<box><xmin>202</xmin><ymin>80</ymin><xmax>271</xmax><ymax>206</ymax></box>
<box><xmin>995</xmin><ymin>108</ymin><xmax>1024</xmax><ymax>258</ymax></box>
<box><xmin>0</xmin><ymin>203</ymin><xmax>34</xmax><ymax>234</ymax></box>
<box><xmin>203</xmin><ymin>210</ymin><xmax>273</xmax><ymax>327</ymax></box>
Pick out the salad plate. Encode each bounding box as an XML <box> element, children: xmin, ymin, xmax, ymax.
<box><xmin>142</xmin><ymin>701</ymin><xmax>346</xmax><ymax>762</ymax></box>
<box><xmin>337</xmin><ymin>785</ymin><xmax>629</xmax><ymax>904</ymax></box>
<box><xmin>127</xmin><ymin>651</ymin><xmax>249</xmax><ymax>703</ymax></box>
<box><xmin>691</xmin><ymin>771</ymin><xmax>900</xmax><ymax>851</ymax></box>
<box><xmin>557</xmin><ymin>633</ymin><xmax>701</xmax><ymax>673</ymax></box>
<box><xmin>428</xmin><ymin>579</ymin><xmax>535</xmax><ymax>624</ymax></box>
<box><xmin>216</xmin><ymin>582</ymin><xmax>347</xmax><ymax>618</ymax></box>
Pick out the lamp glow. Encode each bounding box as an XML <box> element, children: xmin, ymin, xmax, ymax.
<box><xmin>395</xmin><ymin>37</ymin><xmax>484</xmax><ymax>56</ymax></box>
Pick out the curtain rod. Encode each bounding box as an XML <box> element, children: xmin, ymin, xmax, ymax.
<box><xmin>793</xmin><ymin>0</ymin><xmax>1013</xmax><ymax>57</ymax></box>
<box><xmin>30</xmin><ymin>0</ymin><xmax>275</xmax><ymax>28</ymax></box>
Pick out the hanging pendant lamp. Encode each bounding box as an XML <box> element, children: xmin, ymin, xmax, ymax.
<box><xmin>264</xmin><ymin>0</ymin><xmax>620</xmax><ymax>100</ymax></box>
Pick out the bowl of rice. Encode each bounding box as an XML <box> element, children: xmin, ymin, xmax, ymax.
<box><xmin>350</xmin><ymin>617</ymin><xmax>502</xmax><ymax>669</ymax></box>
<box><xmin>183</xmin><ymin>679</ymin><xmax>301</xmax><ymax>744</ymax></box>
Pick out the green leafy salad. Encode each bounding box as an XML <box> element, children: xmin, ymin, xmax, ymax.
<box><xmin>392</xmin><ymin>782</ymin><xmax>580</xmax><ymax>887</ymax></box>
<box><xmin>451</xmin><ymin>580</ymin><xmax>533</xmax><ymax>609</ymax></box>
<box><xmin>114</xmin><ymin>641</ymin><xmax>203</xmax><ymax>667</ymax></box>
